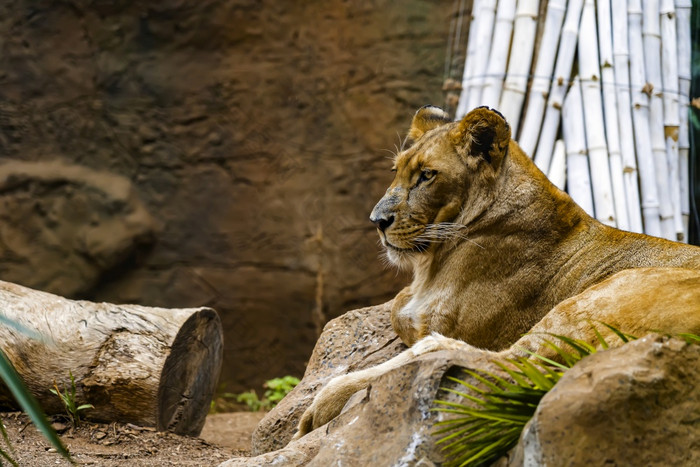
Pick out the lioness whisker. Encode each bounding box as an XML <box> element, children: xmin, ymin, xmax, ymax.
<box><xmin>415</xmin><ymin>223</ymin><xmax>485</xmax><ymax>250</ymax></box>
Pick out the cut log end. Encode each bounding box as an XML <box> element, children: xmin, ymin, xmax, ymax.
<box><xmin>157</xmin><ymin>308</ymin><xmax>223</xmax><ymax>436</ymax></box>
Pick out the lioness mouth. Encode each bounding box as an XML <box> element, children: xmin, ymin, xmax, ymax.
<box><xmin>383</xmin><ymin>238</ymin><xmax>428</xmax><ymax>253</ymax></box>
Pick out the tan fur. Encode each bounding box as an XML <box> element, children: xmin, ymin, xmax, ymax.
<box><xmin>293</xmin><ymin>106</ymin><xmax>700</xmax><ymax>439</ymax></box>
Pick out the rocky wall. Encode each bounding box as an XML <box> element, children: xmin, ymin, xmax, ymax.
<box><xmin>0</xmin><ymin>0</ymin><xmax>462</xmax><ymax>390</ymax></box>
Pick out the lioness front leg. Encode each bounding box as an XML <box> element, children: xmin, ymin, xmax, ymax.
<box><xmin>293</xmin><ymin>333</ymin><xmax>467</xmax><ymax>439</ymax></box>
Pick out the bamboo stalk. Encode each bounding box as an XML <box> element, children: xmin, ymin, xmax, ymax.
<box><xmin>517</xmin><ymin>0</ymin><xmax>567</xmax><ymax>155</ymax></box>
<box><xmin>562</xmin><ymin>77</ymin><xmax>595</xmax><ymax>217</ymax></box>
<box><xmin>456</xmin><ymin>0</ymin><xmax>483</xmax><ymax>118</ymax></box>
<box><xmin>676</xmin><ymin>0</ymin><xmax>691</xmax><ymax>239</ymax></box>
<box><xmin>629</xmin><ymin>0</ymin><xmax>662</xmax><ymax>237</ymax></box>
<box><xmin>579</xmin><ymin>0</ymin><xmax>617</xmax><ymax>227</ymax></box>
<box><xmin>481</xmin><ymin>0</ymin><xmax>517</xmax><ymax>108</ymax></box>
<box><xmin>547</xmin><ymin>139</ymin><xmax>567</xmax><ymax>190</ymax></box>
<box><xmin>533</xmin><ymin>0</ymin><xmax>584</xmax><ymax>174</ymax></box>
<box><xmin>597</xmin><ymin>0</ymin><xmax>630</xmax><ymax>230</ymax></box>
<box><xmin>643</xmin><ymin>0</ymin><xmax>676</xmax><ymax>240</ymax></box>
<box><xmin>660</xmin><ymin>0</ymin><xmax>684</xmax><ymax>241</ymax></box>
<box><xmin>498</xmin><ymin>0</ymin><xmax>540</xmax><ymax>134</ymax></box>
<box><xmin>464</xmin><ymin>0</ymin><xmax>498</xmax><ymax>112</ymax></box>
<box><xmin>612</xmin><ymin>0</ymin><xmax>645</xmax><ymax>233</ymax></box>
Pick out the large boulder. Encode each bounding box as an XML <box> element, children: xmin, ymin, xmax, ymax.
<box><xmin>251</xmin><ymin>300</ymin><xmax>407</xmax><ymax>454</ymax></box>
<box><xmin>509</xmin><ymin>334</ymin><xmax>700</xmax><ymax>466</ymax></box>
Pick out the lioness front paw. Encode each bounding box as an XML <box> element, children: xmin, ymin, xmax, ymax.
<box><xmin>292</xmin><ymin>373</ymin><xmax>366</xmax><ymax>440</ymax></box>
<box><xmin>411</xmin><ymin>332</ymin><xmax>470</xmax><ymax>356</ymax></box>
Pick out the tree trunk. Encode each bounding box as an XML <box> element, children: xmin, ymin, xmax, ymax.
<box><xmin>0</xmin><ymin>280</ymin><xmax>223</xmax><ymax>436</ymax></box>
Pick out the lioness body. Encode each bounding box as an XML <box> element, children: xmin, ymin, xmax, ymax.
<box><xmin>293</xmin><ymin>106</ymin><xmax>700</xmax><ymax>439</ymax></box>
<box><xmin>390</xmin><ymin>137</ymin><xmax>700</xmax><ymax>349</ymax></box>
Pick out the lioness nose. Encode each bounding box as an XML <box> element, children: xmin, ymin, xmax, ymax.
<box><xmin>370</xmin><ymin>214</ymin><xmax>394</xmax><ymax>232</ymax></box>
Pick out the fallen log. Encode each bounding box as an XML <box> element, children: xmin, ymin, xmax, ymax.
<box><xmin>0</xmin><ymin>280</ymin><xmax>223</xmax><ymax>436</ymax></box>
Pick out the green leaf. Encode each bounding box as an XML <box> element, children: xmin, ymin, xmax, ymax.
<box><xmin>547</xmin><ymin>334</ymin><xmax>596</xmax><ymax>357</ymax></box>
<box><xmin>507</xmin><ymin>358</ymin><xmax>553</xmax><ymax>391</ymax></box>
<box><xmin>586</xmin><ymin>321</ymin><xmax>609</xmax><ymax>349</ymax></box>
<box><xmin>514</xmin><ymin>345</ymin><xmax>567</xmax><ymax>370</ymax></box>
<box><xmin>596</xmin><ymin>322</ymin><xmax>637</xmax><ymax>343</ymax></box>
<box><xmin>539</xmin><ymin>338</ymin><xmax>579</xmax><ymax>367</ymax></box>
<box><xmin>0</xmin><ymin>350</ymin><xmax>70</xmax><ymax>461</ymax></box>
<box><xmin>455</xmin><ymin>371</ymin><xmax>501</xmax><ymax>393</ymax></box>
<box><xmin>492</xmin><ymin>361</ymin><xmax>531</xmax><ymax>389</ymax></box>
<box><xmin>0</xmin><ymin>447</ymin><xmax>19</xmax><ymax>467</ymax></box>
<box><xmin>677</xmin><ymin>333</ymin><xmax>700</xmax><ymax>343</ymax></box>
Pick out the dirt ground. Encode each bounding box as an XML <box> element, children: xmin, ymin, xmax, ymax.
<box><xmin>1</xmin><ymin>411</ymin><xmax>266</xmax><ymax>466</ymax></box>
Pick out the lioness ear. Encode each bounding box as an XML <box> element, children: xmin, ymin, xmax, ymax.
<box><xmin>408</xmin><ymin>105</ymin><xmax>452</xmax><ymax>142</ymax></box>
<box><xmin>450</xmin><ymin>106</ymin><xmax>511</xmax><ymax>167</ymax></box>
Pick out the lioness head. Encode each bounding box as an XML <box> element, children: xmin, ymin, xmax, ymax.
<box><xmin>370</xmin><ymin>106</ymin><xmax>511</xmax><ymax>267</ymax></box>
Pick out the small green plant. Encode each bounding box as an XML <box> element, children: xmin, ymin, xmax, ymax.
<box><xmin>433</xmin><ymin>325</ymin><xmax>700</xmax><ymax>467</ymax></box>
<box><xmin>234</xmin><ymin>390</ymin><xmax>268</xmax><ymax>412</ymax></box>
<box><xmin>50</xmin><ymin>371</ymin><xmax>94</xmax><ymax>428</ymax></box>
<box><xmin>263</xmin><ymin>376</ymin><xmax>300</xmax><ymax>407</ymax></box>
<box><xmin>219</xmin><ymin>375</ymin><xmax>301</xmax><ymax>412</ymax></box>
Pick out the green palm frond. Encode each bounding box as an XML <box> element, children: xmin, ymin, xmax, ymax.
<box><xmin>433</xmin><ymin>324</ymin><xmax>699</xmax><ymax>467</ymax></box>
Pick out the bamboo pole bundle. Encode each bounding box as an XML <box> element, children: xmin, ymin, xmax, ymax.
<box><xmin>660</xmin><ymin>0</ymin><xmax>684</xmax><ymax>241</ymax></box>
<box><xmin>480</xmin><ymin>0</ymin><xmax>517</xmax><ymax>108</ymax></box>
<box><xmin>643</xmin><ymin>0</ymin><xmax>676</xmax><ymax>240</ymax></box>
<box><xmin>456</xmin><ymin>0</ymin><xmax>484</xmax><ymax>118</ymax></box>
<box><xmin>548</xmin><ymin>139</ymin><xmax>567</xmax><ymax>190</ymax></box>
<box><xmin>596</xmin><ymin>0</ymin><xmax>630</xmax><ymax>231</ymax></box>
<box><xmin>676</xmin><ymin>0</ymin><xmax>691</xmax><ymax>239</ymax></box>
<box><xmin>629</xmin><ymin>0</ymin><xmax>662</xmax><ymax>237</ymax></box>
<box><xmin>457</xmin><ymin>0</ymin><xmax>496</xmax><ymax>117</ymax></box>
<box><xmin>532</xmin><ymin>0</ymin><xmax>584</xmax><ymax>173</ymax></box>
<box><xmin>498</xmin><ymin>0</ymin><xmax>540</xmax><ymax>134</ymax></box>
<box><xmin>578</xmin><ymin>0</ymin><xmax>617</xmax><ymax>227</ymax></box>
<box><xmin>612</xmin><ymin>0</ymin><xmax>645</xmax><ymax>233</ymax></box>
<box><xmin>464</xmin><ymin>0</ymin><xmax>498</xmax><ymax>112</ymax></box>
<box><xmin>562</xmin><ymin>77</ymin><xmax>595</xmax><ymax>217</ymax></box>
<box><xmin>517</xmin><ymin>0</ymin><xmax>567</xmax><ymax>156</ymax></box>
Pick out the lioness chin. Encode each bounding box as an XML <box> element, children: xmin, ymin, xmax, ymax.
<box><xmin>293</xmin><ymin>105</ymin><xmax>700</xmax><ymax>439</ymax></box>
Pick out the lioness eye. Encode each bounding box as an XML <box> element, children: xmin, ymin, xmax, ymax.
<box><xmin>417</xmin><ymin>169</ymin><xmax>436</xmax><ymax>184</ymax></box>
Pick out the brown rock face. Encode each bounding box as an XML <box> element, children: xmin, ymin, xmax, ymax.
<box><xmin>234</xmin><ymin>301</ymin><xmax>503</xmax><ymax>465</ymax></box>
<box><xmin>252</xmin><ymin>301</ymin><xmax>406</xmax><ymax>454</ymax></box>
<box><xmin>511</xmin><ymin>335</ymin><xmax>700</xmax><ymax>467</ymax></box>
<box><xmin>0</xmin><ymin>0</ymin><xmax>460</xmax><ymax>390</ymax></box>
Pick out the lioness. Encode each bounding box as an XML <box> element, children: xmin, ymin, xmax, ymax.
<box><xmin>294</xmin><ymin>106</ymin><xmax>700</xmax><ymax>438</ymax></box>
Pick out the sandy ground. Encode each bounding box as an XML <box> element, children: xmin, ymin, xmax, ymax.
<box><xmin>1</xmin><ymin>411</ymin><xmax>267</xmax><ymax>466</ymax></box>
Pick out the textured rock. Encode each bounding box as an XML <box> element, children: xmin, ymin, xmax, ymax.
<box><xmin>252</xmin><ymin>300</ymin><xmax>406</xmax><ymax>454</ymax></box>
<box><xmin>0</xmin><ymin>160</ymin><xmax>155</xmax><ymax>296</ymax></box>
<box><xmin>231</xmin><ymin>301</ymin><xmax>504</xmax><ymax>465</ymax></box>
<box><xmin>510</xmin><ymin>335</ymin><xmax>700</xmax><ymax>466</ymax></box>
<box><xmin>0</xmin><ymin>0</ymin><xmax>462</xmax><ymax>391</ymax></box>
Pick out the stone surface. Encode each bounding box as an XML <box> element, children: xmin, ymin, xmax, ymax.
<box><xmin>0</xmin><ymin>0</ymin><xmax>463</xmax><ymax>391</ymax></box>
<box><xmin>0</xmin><ymin>160</ymin><xmax>155</xmax><ymax>297</ymax></box>
<box><xmin>510</xmin><ymin>335</ymin><xmax>700</xmax><ymax>467</ymax></box>
<box><xmin>251</xmin><ymin>300</ymin><xmax>407</xmax><ymax>454</ymax></box>
<box><xmin>230</xmin><ymin>301</ymin><xmax>505</xmax><ymax>465</ymax></box>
